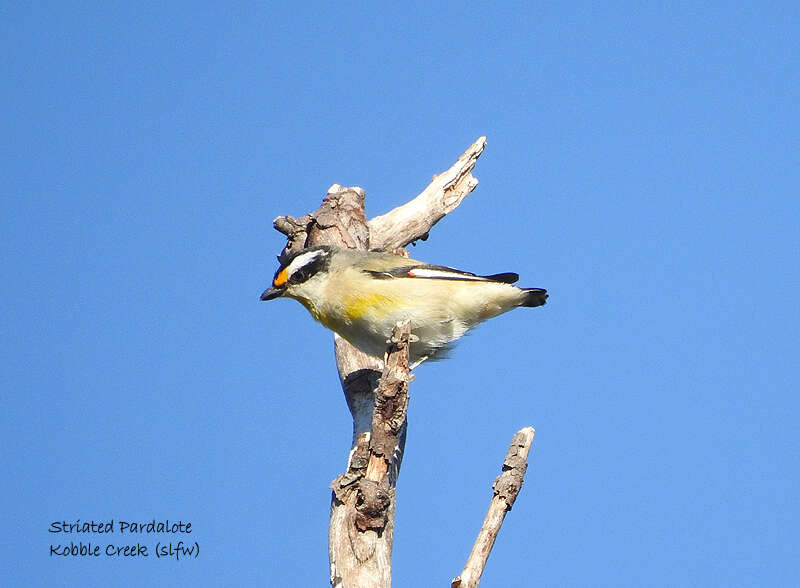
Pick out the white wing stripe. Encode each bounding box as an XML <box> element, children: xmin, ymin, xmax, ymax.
<box><xmin>409</xmin><ymin>268</ymin><xmax>485</xmax><ymax>280</ymax></box>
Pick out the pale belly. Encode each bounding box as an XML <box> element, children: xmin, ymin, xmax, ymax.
<box><xmin>313</xmin><ymin>279</ymin><xmax>523</xmax><ymax>363</ymax></box>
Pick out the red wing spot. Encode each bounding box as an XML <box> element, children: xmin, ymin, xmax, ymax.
<box><xmin>407</xmin><ymin>270</ymin><xmax>417</xmax><ymax>278</ymax></box>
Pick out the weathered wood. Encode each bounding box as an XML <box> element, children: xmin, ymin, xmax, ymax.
<box><xmin>451</xmin><ymin>427</ymin><xmax>536</xmax><ymax>588</ymax></box>
<box><xmin>329</xmin><ymin>322</ymin><xmax>411</xmax><ymax>588</ymax></box>
<box><xmin>273</xmin><ymin>184</ymin><xmax>370</xmax><ymax>263</ymax></box>
<box><xmin>368</xmin><ymin>137</ymin><xmax>486</xmax><ymax>251</ymax></box>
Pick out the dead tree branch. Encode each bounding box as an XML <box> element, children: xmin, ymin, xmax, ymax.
<box><xmin>270</xmin><ymin>138</ymin><xmax>536</xmax><ymax>587</ymax></box>
<box><xmin>451</xmin><ymin>427</ymin><xmax>536</xmax><ymax>588</ymax></box>
<box><xmin>329</xmin><ymin>322</ymin><xmax>411</xmax><ymax>587</ymax></box>
<box><xmin>368</xmin><ymin>136</ymin><xmax>486</xmax><ymax>251</ymax></box>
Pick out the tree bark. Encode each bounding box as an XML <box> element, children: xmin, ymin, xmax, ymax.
<box><xmin>329</xmin><ymin>321</ymin><xmax>411</xmax><ymax>588</ymax></box>
<box><xmin>451</xmin><ymin>427</ymin><xmax>536</xmax><ymax>588</ymax></box>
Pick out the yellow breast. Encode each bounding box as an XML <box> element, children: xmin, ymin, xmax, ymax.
<box><xmin>341</xmin><ymin>293</ymin><xmax>394</xmax><ymax>323</ymax></box>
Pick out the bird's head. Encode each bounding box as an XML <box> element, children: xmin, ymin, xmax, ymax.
<box><xmin>260</xmin><ymin>246</ymin><xmax>334</xmax><ymax>302</ymax></box>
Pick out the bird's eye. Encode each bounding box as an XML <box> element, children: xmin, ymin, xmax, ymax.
<box><xmin>291</xmin><ymin>265</ymin><xmax>313</xmax><ymax>284</ymax></box>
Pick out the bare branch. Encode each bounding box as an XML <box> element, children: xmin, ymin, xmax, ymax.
<box><xmin>368</xmin><ymin>137</ymin><xmax>487</xmax><ymax>251</ymax></box>
<box><xmin>329</xmin><ymin>322</ymin><xmax>412</xmax><ymax>588</ymax></box>
<box><xmin>272</xmin><ymin>184</ymin><xmax>387</xmax><ymax>585</ymax></box>
<box><xmin>452</xmin><ymin>427</ymin><xmax>536</xmax><ymax>588</ymax></box>
<box><xmin>334</xmin><ymin>334</ymin><xmax>383</xmax><ymax>446</ymax></box>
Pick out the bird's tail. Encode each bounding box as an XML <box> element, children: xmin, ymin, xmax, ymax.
<box><xmin>521</xmin><ymin>288</ymin><xmax>548</xmax><ymax>307</ymax></box>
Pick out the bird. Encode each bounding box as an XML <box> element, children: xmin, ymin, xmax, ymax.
<box><xmin>260</xmin><ymin>245</ymin><xmax>547</xmax><ymax>365</ymax></box>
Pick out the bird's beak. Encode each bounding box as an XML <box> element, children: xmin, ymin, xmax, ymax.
<box><xmin>260</xmin><ymin>286</ymin><xmax>285</xmax><ymax>301</ymax></box>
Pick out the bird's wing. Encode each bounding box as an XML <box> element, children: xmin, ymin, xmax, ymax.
<box><xmin>364</xmin><ymin>264</ymin><xmax>519</xmax><ymax>284</ymax></box>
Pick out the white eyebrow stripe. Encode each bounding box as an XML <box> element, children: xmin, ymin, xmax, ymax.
<box><xmin>408</xmin><ymin>268</ymin><xmax>485</xmax><ymax>280</ymax></box>
<box><xmin>287</xmin><ymin>250</ymin><xmax>324</xmax><ymax>273</ymax></box>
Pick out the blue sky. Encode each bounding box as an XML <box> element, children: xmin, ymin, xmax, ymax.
<box><xmin>3</xmin><ymin>2</ymin><xmax>798</xmax><ymax>586</ymax></box>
